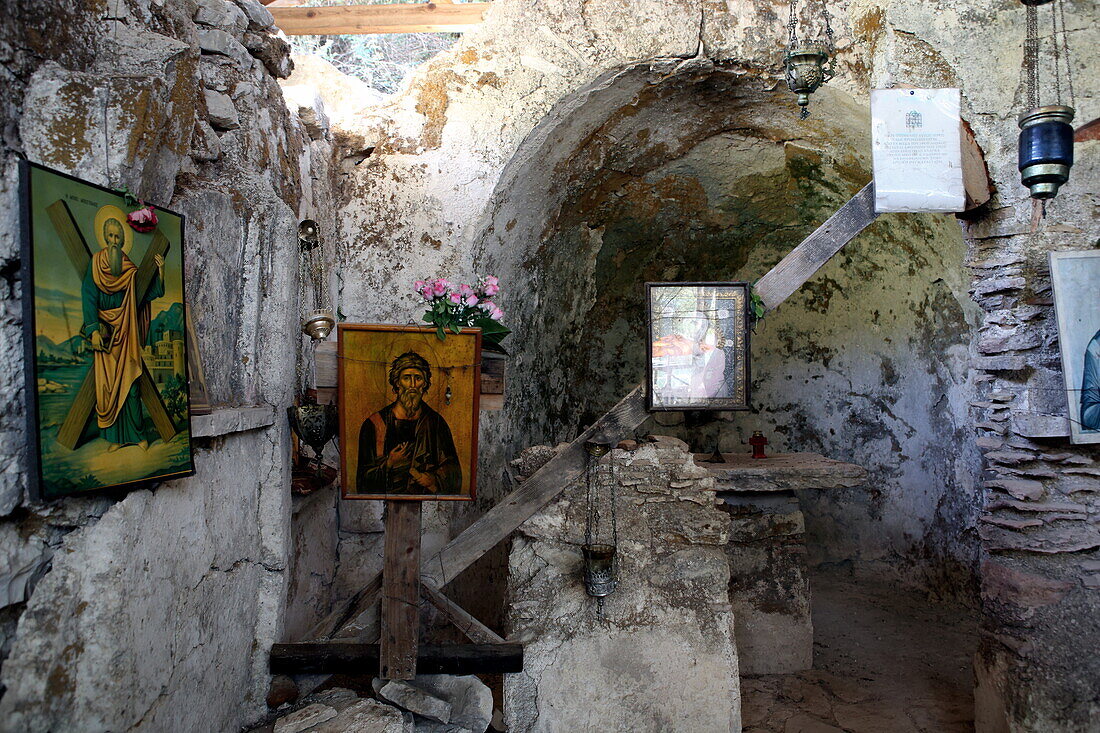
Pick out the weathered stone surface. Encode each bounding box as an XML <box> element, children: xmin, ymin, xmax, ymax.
<box><xmin>244</xmin><ymin>31</ymin><xmax>294</xmax><ymax>79</ymax></box>
<box><xmin>195</xmin><ymin>0</ymin><xmax>248</xmax><ymax>34</ymax></box>
<box><xmin>197</xmin><ymin>28</ymin><xmax>252</xmax><ymax>68</ymax></box>
<box><xmin>205</xmin><ymin>88</ymin><xmax>241</xmax><ymax>130</ymax></box>
<box><xmin>0</xmin><ymin>527</ymin><xmax>52</xmax><ymax>609</ymax></box>
<box><xmin>312</xmin><ymin>699</ymin><xmax>414</xmax><ymax>733</ymax></box>
<box><xmin>506</xmin><ymin>440</ymin><xmax>738</xmax><ymax>732</ymax></box>
<box><xmin>509</xmin><ymin>444</ymin><xmax>558</xmax><ymax>481</ymax></box>
<box><xmin>282</xmin><ymin>84</ymin><xmax>330</xmax><ymax>141</ymax></box>
<box><xmin>377</xmin><ymin>680</ymin><xmax>452</xmax><ymax>724</ymax></box>
<box><xmin>700</xmin><ymin>453</ymin><xmax>868</xmax><ymax>493</ymax></box>
<box><xmin>273</xmin><ymin>702</ymin><xmax>338</xmax><ymax>733</ymax></box>
<box><xmin>235</xmin><ymin>0</ymin><xmax>276</xmax><ymax>31</ymax></box>
<box><xmin>406</xmin><ymin>675</ymin><xmax>492</xmax><ymax>733</ymax></box>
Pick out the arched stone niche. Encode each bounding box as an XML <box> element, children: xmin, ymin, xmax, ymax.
<box><xmin>472</xmin><ymin>60</ymin><xmax>981</xmax><ymax>584</ymax></box>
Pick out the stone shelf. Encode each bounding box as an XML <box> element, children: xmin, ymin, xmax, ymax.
<box><xmin>694</xmin><ymin>452</ymin><xmax>868</xmax><ymax>492</ymax></box>
<box><xmin>191</xmin><ymin>404</ymin><xmax>277</xmax><ymax>438</ymax></box>
<box><xmin>692</xmin><ymin>451</ymin><xmax>868</xmax><ymax>676</ymax></box>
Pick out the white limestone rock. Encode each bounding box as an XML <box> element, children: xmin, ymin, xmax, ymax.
<box><xmin>0</xmin><ymin>526</ymin><xmax>52</xmax><ymax>609</ymax></box>
<box><xmin>273</xmin><ymin>702</ymin><xmax>338</xmax><ymax>733</ymax></box>
<box><xmin>376</xmin><ymin>680</ymin><xmax>452</xmax><ymax>724</ymax></box>
<box><xmin>282</xmin><ymin>84</ymin><xmax>330</xmax><ymax>141</ymax></box>
<box><xmin>411</xmin><ymin>675</ymin><xmax>493</xmax><ymax>733</ymax></box>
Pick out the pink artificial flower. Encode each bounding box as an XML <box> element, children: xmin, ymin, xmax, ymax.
<box><xmin>447</xmin><ymin>291</ymin><xmax>463</xmax><ymax>305</ymax></box>
<box><xmin>414</xmin><ymin>280</ymin><xmax>433</xmax><ymax>300</ymax></box>
<box><xmin>463</xmin><ymin>294</ymin><xmax>479</xmax><ymax>307</ymax></box>
<box><xmin>432</xmin><ymin>279</ymin><xmax>450</xmax><ymax>297</ymax></box>
<box><xmin>482</xmin><ymin>275</ymin><xmax>499</xmax><ymax>287</ymax></box>
<box><xmin>127</xmin><ymin>205</ymin><xmax>158</xmax><ymax>233</ymax></box>
<box><xmin>483</xmin><ymin>283</ymin><xmax>500</xmax><ymax>297</ymax></box>
<box><xmin>459</xmin><ymin>283</ymin><xmax>476</xmax><ymax>297</ymax></box>
<box><xmin>488</xmin><ymin>304</ymin><xmax>503</xmax><ymax>321</ymax></box>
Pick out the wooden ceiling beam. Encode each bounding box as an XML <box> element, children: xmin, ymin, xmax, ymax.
<box><xmin>270</xmin><ymin>2</ymin><xmax>490</xmax><ymax>35</ymax></box>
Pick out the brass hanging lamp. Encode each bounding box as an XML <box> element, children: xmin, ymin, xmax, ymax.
<box><xmin>1017</xmin><ymin>0</ymin><xmax>1076</xmax><ymax>203</ymax></box>
<box><xmin>785</xmin><ymin>0</ymin><xmax>836</xmax><ymax>120</ymax></box>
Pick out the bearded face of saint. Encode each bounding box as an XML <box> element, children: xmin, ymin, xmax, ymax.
<box><xmin>396</xmin><ymin>367</ymin><xmax>427</xmax><ymax>415</ymax></box>
<box><xmin>104</xmin><ymin>218</ymin><xmax>125</xmax><ymax>275</ymax></box>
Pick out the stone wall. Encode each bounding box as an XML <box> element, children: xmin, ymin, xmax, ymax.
<box><xmin>505</xmin><ymin>437</ymin><xmax>739</xmax><ymax>732</ymax></box>
<box><xmin>324</xmin><ymin>0</ymin><xmax>1098</xmax><ymax>729</ymax></box>
<box><xmin>0</xmin><ymin>1</ymin><xmax>337</xmax><ymax>729</ymax></box>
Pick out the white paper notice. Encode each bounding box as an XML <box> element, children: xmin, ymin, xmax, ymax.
<box><xmin>871</xmin><ymin>88</ymin><xmax>965</xmax><ymax>213</ymax></box>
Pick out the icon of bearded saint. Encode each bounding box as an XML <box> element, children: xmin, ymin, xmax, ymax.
<box><xmin>81</xmin><ymin>204</ymin><xmax>165</xmax><ymax>451</ymax></box>
<box><xmin>356</xmin><ymin>351</ymin><xmax>462</xmax><ymax>495</ymax></box>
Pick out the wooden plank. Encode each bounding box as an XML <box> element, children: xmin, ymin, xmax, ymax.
<box><xmin>270</xmin><ymin>642</ymin><xmax>523</xmax><ymax>675</ymax></box>
<box><xmin>960</xmin><ymin>119</ymin><xmax>992</xmax><ymax>213</ymax></box>
<box><xmin>421</xmin><ymin>580</ymin><xmax>505</xmax><ymax>645</ymax></box>
<box><xmin>753</xmin><ymin>182</ymin><xmax>878</xmax><ymax>311</ymax></box>
<box><xmin>137</xmin><ymin>365</ymin><xmax>178</xmax><ymax>443</ymax></box>
<box><xmin>55</xmin><ymin>373</ymin><xmax>96</xmax><ymax>450</ymax></box>
<box><xmin>271</xmin><ymin>3</ymin><xmax>490</xmax><ymax>35</ymax></box>
<box><xmin>46</xmin><ymin>200</ymin><xmax>91</xmax><ymax>275</ymax></box>
<box><xmin>380</xmin><ymin>501</ymin><xmax>422</xmax><ymax>680</ymax></box>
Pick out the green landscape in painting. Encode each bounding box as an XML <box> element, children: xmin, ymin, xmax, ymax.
<box><xmin>26</xmin><ymin>163</ymin><xmax>194</xmax><ymax>498</ymax></box>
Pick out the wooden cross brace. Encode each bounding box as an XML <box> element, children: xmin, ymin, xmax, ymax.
<box><xmin>46</xmin><ymin>200</ymin><xmax>177</xmax><ymax>450</ymax></box>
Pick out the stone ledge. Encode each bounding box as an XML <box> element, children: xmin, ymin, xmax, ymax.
<box><xmin>695</xmin><ymin>452</ymin><xmax>868</xmax><ymax>492</ymax></box>
<box><xmin>191</xmin><ymin>404</ymin><xmax>277</xmax><ymax>438</ymax></box>
<box><xmin>1011</xmin><ymin>414</ymin><xmax>1071</xmax><ymax>439</ymax></box>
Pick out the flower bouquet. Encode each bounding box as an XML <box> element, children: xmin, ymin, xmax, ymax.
<box><xmin>416</xmin><ymin>276</ymin><xmax>511</xmax><ymax>353</ymax></box>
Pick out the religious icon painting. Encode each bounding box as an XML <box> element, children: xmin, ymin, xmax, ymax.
<box><xmin>20</xmin><ymin>160</ymin><xmax>196</xmax><ymax>499</ymax></box>
<box><xmin>1050</xmin><ymin>251</ymin><xmax>1100</xmax><ymax>445</ymax></box>
<box><xmin>338</xmin><ymin>324</ymin><xmax>481</xmax><ymax>501</ymax></box>
<box><xmin>646</xmin><ymin>282</ymin><xmax>751</xmax><ymax>411</ymax></box>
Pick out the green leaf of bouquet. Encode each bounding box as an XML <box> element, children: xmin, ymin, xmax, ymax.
<box><xmin>450</xmin><ymin>324</ymin><xmax>462</xmax><ymax>335</ymax></box>
<box><xmin>436</xmin><ymin>325</ymin><xmax>446</xmax><ymax>341</ymax></box>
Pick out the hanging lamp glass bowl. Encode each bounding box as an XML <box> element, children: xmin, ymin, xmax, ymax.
<box><xmin>785</xmin><ymin>41</ymin><xmax>834</xmax><ymax>116</ymax></box>
<box><xmin>1018</xmin><ymin>105</ymin><xmax>1074</xmax><ymax>200</ymax></box>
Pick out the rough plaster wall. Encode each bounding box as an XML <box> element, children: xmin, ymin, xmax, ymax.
<box><xmin>505</xmin><ymin>438</ymin><xmax>740</xmax><ymax>733</ymax></box>
<box><xmin>0</xmin><ymin>0</ymin><xmax>334</xmax><ymax>729</ymax></box>
<box><xmin>322</xmin><ymin>0</ymin><xmax>1100</xmax><ymax>728</ymax></box>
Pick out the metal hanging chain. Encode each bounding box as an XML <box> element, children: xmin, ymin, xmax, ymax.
<box><xmin>608</xmin><ymin>449</ymin><xmax>618</xmax><ymax>549</ymax></box>
<box><xmin>821</xmin><ymin>0</ymin><xmax>835</xmax><ymax>52</ymax></box>
<box><xmin>1050</xmin><ymin>1</ymin><xmax>1062</xmax><ymax>105</ymax></box>
<box><xmin>1024</xmin><ymin>4</ymin><xmax>1040</xmax><ymax>110</ymax></box>
<box><xmin>584</xmin><ymin>449</ymin><xmax>596</xmax><ymax>547</ymax></box>
<box><xmin>1057</xmin><ymin>0</ymin><xmax>1076</xmax><ymax>107</ymax></box>
<box><xmin>788</xmin><ymin>0</ymin><xmax>799</xmax><ymax>46</ymax></box>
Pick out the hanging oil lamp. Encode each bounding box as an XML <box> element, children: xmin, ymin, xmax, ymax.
<box><xmin>582</xmin><ymin>440</ymin><xmax>618</xmax><ymax>617</ymax></box>
<box><xmin>785</xmin><ymin>0</ymin><xmax>836</xmax><ymax>119</ymax></box>
<box><xmin>289</xmin><ymin>219</ymin><xmax>338</xmax><ymax>493</ymax></box>
<box><xmin>298</xmin><ymin>219</ymin><xmax>335</xmax><ymax>340</ymax></box>
<box><xmin>1017</xmin><ymin>0</ymin><xmax>1076</xmax><ymax>203</ymax></box>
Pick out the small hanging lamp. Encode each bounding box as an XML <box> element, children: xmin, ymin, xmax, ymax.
<box><xmin>298</xmin><ymin>219</ymin><xmax>335</xmax><ymax>341</ymax></box>
<box><xmin>1017</xmin><ymin>0</ymin><xmax>1076</xmax><ymax>202</ymax></box>
<box><xmin>582</xmin><ymin>440</ymin><xmax>618</xmax><ymax>617</ymax></box>
<box><xmin>785</xmin><ymin>0</ymin><xmax>836</xmax><ymax>120</ymax></box>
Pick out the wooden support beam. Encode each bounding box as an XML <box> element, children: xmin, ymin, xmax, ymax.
<box><xmin>312</xmin><ymin>180</ymin><xmax>880</xmax><ymax>643</ymax></box>
<box><xmin>270</xmin><ymin>642</ymin><xmax>523</xmax><ymax>675</ymax></box>
<box><xmin>380</xmin><ymin>501</ymin><xmax>422</xmax><ymax>680</ymax></box>
<box><xmin>753</xmin><ymin>182</ymin><xmax>878</xmax><ymax>311</ymax></box>
<box><xmin>421</xmin><ymin>580</ymin><xmax>505</xmax><ymax>645</ymax></box>
<box><xmin>270</xmin><ymin>3</ymin><xmax>491</xmax><ymax>35</ymax></box>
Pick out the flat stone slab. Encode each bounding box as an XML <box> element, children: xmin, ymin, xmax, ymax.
<box><xmin>694</xmin><ymin>452</ymin><xmax>867</xmax><ymax>492</ymax></box>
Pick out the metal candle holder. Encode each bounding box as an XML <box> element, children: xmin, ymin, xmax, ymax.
<box><xmin>582</xmin><ymin>440</ymin><xmax>618</xmax><ymax>616</ymax></box>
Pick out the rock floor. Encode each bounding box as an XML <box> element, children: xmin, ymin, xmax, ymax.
<box><xmin>740</xmin><ymin>568</ymin><xmax>978</xmax><ymax>733</ymax></box>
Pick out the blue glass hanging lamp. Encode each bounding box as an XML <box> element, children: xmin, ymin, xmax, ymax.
<box><xmin>1018</xmin><ymin>0</ymin><xmax>1076</xmax><ymax>202</ymax></box>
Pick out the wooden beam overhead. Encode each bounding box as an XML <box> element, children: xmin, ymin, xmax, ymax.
<box><xmin>270</xmin><ymin>3</ymin><xmax>491</xmax><ymax>35</ymax></box>
<box><xmin>270</xmin><ymin>642</ymin><xmax>524</xmax><ymax>675</ymax></box>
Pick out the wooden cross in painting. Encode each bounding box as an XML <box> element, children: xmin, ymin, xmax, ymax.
<box><xmin>45</xmin><ymin>200</ymin><xmax>177</xmax><ymax>450</ymax></box>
